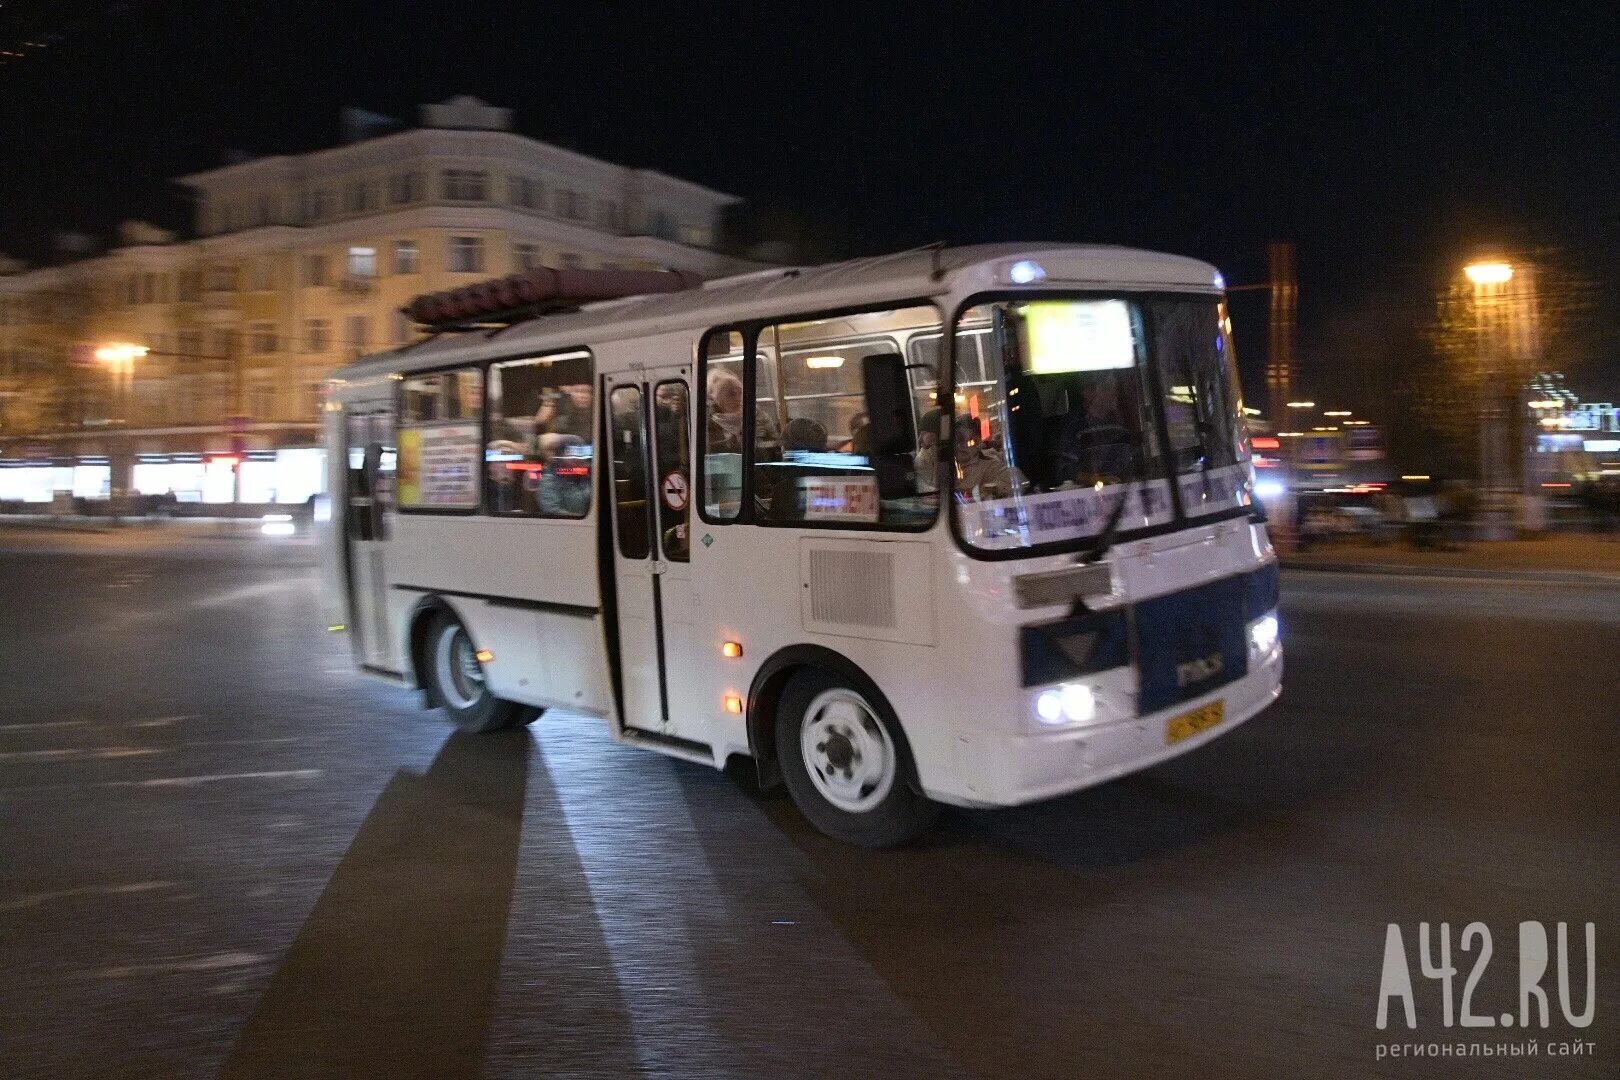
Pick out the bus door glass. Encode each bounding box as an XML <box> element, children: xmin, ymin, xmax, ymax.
<box><xmin>605</xmin><ymin>367</ymin><xmax>700</xmax><ymax>740</ymax></box>
<box><xmin>343</xmin><ymin>408</ymin><xmax>396</xmax><ymax>669</ymax></box>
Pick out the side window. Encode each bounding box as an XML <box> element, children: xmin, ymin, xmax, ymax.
<box><xmin>700</xmin><ymin>329</ymin><xmax>746</xmax><ymax>521</ymax></box>
<box><xmin>397</xmin><ymin>368</ymin><xmax>482</xmax><ymax>510</ymax></box>
<box><xmin>652</xmin><ymin>381</ymin><xmax>690</xmax><ymax>562</ymax></box>
<box><xmin>486</xmin><ymin>350</ymin><xmax>594</xmax><ymax>518</ymax></box>
<box><xmin>754</xmin><ymin>305</ymin><xmax>942</xmax><ymax>527</ymax></box>
<box><xmin>609</xmin><ymin>386</ymin><xmax>651</xmax><ymax>559</ymax></box>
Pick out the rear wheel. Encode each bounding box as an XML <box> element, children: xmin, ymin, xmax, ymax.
<box><xmin>424</xmin><ymin>611</ymin><xmax>535</xmax><ymax>733</ymax></box>
<box><xmin>776</xmin><ymin>669</ymin><xmax>939</xmax><ymax>847</ymax></box>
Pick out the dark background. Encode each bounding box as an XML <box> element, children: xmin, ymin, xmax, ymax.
<box><xmin>2</xmin><ymin>1</ymin><xmax>1617</xmax><ymax>411</ymax></box>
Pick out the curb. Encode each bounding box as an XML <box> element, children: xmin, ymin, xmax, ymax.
<box><xmin>1280</xmin><ymin>560</ymin><xmax>1620</xmax><ymax>587</ymax></box>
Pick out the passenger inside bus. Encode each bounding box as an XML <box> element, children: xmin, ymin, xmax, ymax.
<box><xmin>706</xmin><ymin>368</ymin><xmax>779</xmax><ymax>455</ymax></box>
<box><xmin>950</xmin><ymin>416</ymin><xmax>1019</xmax><ymax>500</ymax></box>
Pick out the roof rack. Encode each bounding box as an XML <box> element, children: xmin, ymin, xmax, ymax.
<box><xmin>402</xmin><ymin>267</ymin><xmax>704</xmax><ymax>331</ymax></box>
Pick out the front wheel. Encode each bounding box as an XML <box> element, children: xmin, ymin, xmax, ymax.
<box><xmin>776</xmin><ymin>669</ymin><xmax>939</xmax><ymax>847</ymax></box>
<box><xmin>424</xmin><ymin>611</ymin><xmax>535</xmax><ymax>733</ymax></box>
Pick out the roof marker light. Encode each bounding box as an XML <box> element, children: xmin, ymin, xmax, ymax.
<box><xmin>1008</xmin><ymin>259</ymin><xmax>1046</xmax><ymax>285</ymax></box>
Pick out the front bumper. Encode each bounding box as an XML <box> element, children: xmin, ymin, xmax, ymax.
<box><xmin>943</xmin><ymin>645</ymin><xmax>1283</xmax><ymax>809</ymax></box>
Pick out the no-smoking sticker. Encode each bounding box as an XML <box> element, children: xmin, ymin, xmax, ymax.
<box><xmin>661</xmin><ymin>471</ymin><xmax>688</xmax><ymax>512</ymax></box>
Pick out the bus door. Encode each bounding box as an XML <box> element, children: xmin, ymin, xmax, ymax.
<box><xmin>342</xmin><ymin>408</ymin><xmax>396</xmax><ymax>671</ymax></box>
<box><xmin>605</xmin><ymin>366</ymin><xmax>699</xmax><ymax>738</ymax></box>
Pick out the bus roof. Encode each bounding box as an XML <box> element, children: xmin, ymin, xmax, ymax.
<box><xmin>333</xmin><ymin>242</ymin><xmax>1221</xmax><ymax>382</ymax></box>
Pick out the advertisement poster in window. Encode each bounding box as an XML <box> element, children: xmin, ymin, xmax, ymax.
<box><xmin>801</xmin><ymin>476</ymin><xmax>879</xmax><ymax>523</ymax></box>
<box><xmin>397</xmin><ymin>423</ymin><xmax>480</xmax><ymax>507</ymax></box>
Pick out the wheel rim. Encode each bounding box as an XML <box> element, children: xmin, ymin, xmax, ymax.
<box><xmin>433</xmin><ymin>623</ymin><xmax>486</xmax><ymax>711</ymax></box>
<box><xmin>800</xmin><ymin>687</ymin><xmax>896</xmax><ymax>813</ymax></box>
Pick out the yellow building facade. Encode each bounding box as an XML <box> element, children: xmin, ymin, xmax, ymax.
<box><xmin>0</xmin><ymin>97</ymin><xmax>762</xmax><ymax>505</ymax></box>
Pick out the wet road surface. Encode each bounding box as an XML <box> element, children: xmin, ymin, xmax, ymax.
<box><xmin>0</xmin><ymin>530</ymin><xmax>1615</xmax><ymax>1078</ymax></box>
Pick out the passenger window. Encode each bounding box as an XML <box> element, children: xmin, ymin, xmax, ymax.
<box><xmin>652</xmin><ymin>381</ymin><xmax>691</xmax><ymax>562</ymax></box>
<box><xmin>609</xmin><ymin>386</ymin><xmax>651</xmax><ymax>559</ymax></box>
<box><xmin>700</xmin><ymin>329</ymin><xmax>746</xmax><ymax>521</ymax></box>
<box><xmin>397</xmin><ymin>368</ymin><xmax>482</xmax><ymax>509</ymax></box>
<box><xmin>486</xmin><ymin>350</ymin><xmax>594</xmax><ymax>518</ymax></box>
<box><xmin>753</xmin><ymin>305</ymin><xmax>942</xmax><ymax>527</ymax></box>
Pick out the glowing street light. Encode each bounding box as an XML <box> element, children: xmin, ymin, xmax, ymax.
<box><xmin>94</xmin><ymin>342</ymin><xmax>149</xmax><ymax>370</ymax></box>
<box><xmin>1464</xmin><ymin>262</ymin><xmax>1513</xmax><ymax>285</ymax></box>
<box><xmin>1285</xmin><ymin>401</ymin><xmax>1316</xmax><ymax>409</ymax></box>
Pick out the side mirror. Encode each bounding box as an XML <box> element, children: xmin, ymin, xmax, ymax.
<box><xmin>861</xmin><ymin>352</ymin><xmax>919</xmax><ymax>498</ymax></box>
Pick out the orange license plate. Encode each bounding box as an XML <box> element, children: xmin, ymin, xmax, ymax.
<box><xmin>1166</xmin><ymin>700</ymin><xmax>1225</xmax><ymax>745</ymax></box>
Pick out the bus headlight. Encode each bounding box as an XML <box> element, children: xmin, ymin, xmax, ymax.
<box><xmin>1249</xmin><ymin>613</ymin><xmax>1279</xmax><ymax>657</ymax></box>
<box><xmin>1034</xmin><ymin>683</ymin><xmax>1096</xmax><ymax>727</ymax></box>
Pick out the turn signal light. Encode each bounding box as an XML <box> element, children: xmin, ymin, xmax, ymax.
<box><xmin>327</xmin><ymin>624</ymin><xmax>346</xmax><ymax>632</ymax></box>
<box><xmin>722</xmin><ymin>694</ymin><xmax>744</xmax><ymax>715</ymax></box>
<box><xmin>721</xmin><ymin>641</ymin><xmax>743</xmax><ymax>658</ymax></box>
<box><xmin>475</xmin><ymin>649</ymin><xmax>495</xmax><ymax>663</ymax></box>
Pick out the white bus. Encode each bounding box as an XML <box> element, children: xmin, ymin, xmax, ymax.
<box><xmin>323</xmin><ymin>244</ymin><xmax>1282</xmax><ymax>846</ymax></box>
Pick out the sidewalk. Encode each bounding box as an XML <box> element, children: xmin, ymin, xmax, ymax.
<box><xmin>1281</xmin><ymin>533</ymin><xmax>1620</xmax><ymax>585</ymax></box>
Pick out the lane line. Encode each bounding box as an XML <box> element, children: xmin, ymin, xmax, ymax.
<box><xmin>97</xmin><ymin>951</ymin><xmax>265</xmax><ymax>980</ymax></box>
<box><xmin>0</xmin><ymin>747</ymin><xmax>164</xmax><ymax>762</ymax></box>
<box><xmin>102</xmin><ymin>769</ymin><xmax>323</xmax><ymax>789</ymax></box>
<box><xmin>0</xmin><ymin>881</ymin><xmax>176</xmax><ymax>914</ymax></box>
<box><xmin>0</xmin><ymin>721</ymin><xmax>91</xmax><ymax>733</ymax></box>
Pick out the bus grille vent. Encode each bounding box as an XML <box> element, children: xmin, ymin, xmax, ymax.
<box><xmin>807</xmin><ymin>549</ymin><xmax>896</xmax><ymax>628</ymax></box>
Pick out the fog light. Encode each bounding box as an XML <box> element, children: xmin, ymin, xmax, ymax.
<box><xmin>1035</xmin><ymin>689</ymin><xmax>1064</xmax><ymax>725</ymax></box>
<box><xmin>1250</xmin><ymin>613</ymin><xmax>1279</xmax><ymax>655</ymax></box>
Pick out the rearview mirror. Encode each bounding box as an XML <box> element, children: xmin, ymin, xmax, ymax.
<box><xmin>861</xmin><ymin>353</ymin><xmax>918</xmax><ymax>498</ymax></box>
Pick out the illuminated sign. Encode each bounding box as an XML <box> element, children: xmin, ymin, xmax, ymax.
<box><xmin>1022</xmin><ymin>300</ymin><xmax>1136</xmax><ymax>374</ymax></box>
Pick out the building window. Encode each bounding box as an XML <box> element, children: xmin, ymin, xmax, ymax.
<box><xmin>345</xmin><ymin>315</ymin><xmax>369</xmax><ymax>353</ymax></box>
<box><xmin>250</xmin><ymin>322</ymin><xmax>278</xmax><ymax>355</ymax></box>
<box><xmin>388</xmin><ymin>172</ymin><xmax>424</xmax><ymax>204</ymax></box>
<box><xmin>343</xmin><ymin>181</ymin><xmax>379</xmax><ymax>214</ymax></box>
<box><xmin>304</xmin><ymin>318</ymin><xmax>329</xmax><ymax>354</ymax></box>
<box><xmin>441</xmin><ymin>169</ymin><xmax>489</xmax><ymax>201</ymax></box>
<box><xmin>141</xmin><ymin>273</ymin><xmax>157</xmax><ymax>303</ymax></box>
<box><xmin>393</xmin><ymin>239</ymin><xmax>419</xmax><ymax>274</ymax></box>
<box><xmin>509</xmin><ymin>175</ymin><xmax>543</xmax><ymax>209</ymax></box>
<box><xmin>250</xmin><ymin>381</ymin><xmax>275</xmax><ymax>420</ymax></box>
<box><xmin>177</xmin><ymin>270</ymin><xmax>202</xmax><ymax>302</ymax></box>
<box><xmin>125</xmin><ymin>275</ymin><xmax>141</xmax><ymax>305</ymax></box>
<box><xmin>305</xmin><ymin>254</ymin><xmax>329</xmax><ymax>287</ymax></box>
<box><xmin>556</xmin><ymin>189</ymin><xmax>586</xmax><ymax>220</ymax></box>
<box><xmin>448</xmin><ymin>236</ymin><xmax>485</xmax><ymax>274</ymax></box>
<box><xmin>347</xmin><ymin>246</ymin><xmax>377</xmax><ymax>278</ymax></box>
<box><xmin>304</xmin><ymin>190</ymin><xmax>332</xmax><ymax>222</ymax></box>
<box><xmin>513</xmin><ymin>242</ymin><xmax>542</xmax><ymax>271</ymax></box>
<box><xmin>177</xmin><ymin>330</ymin><xmax>203</xmax><ymax>361</ymax></box>
<box><xmin>303</xmin><ymin>381</ymin><xmax>323</xmax><ymax>418</ymax></box>
<box><xmin>250</xmin><ymin>259</ymin><xmax>274</xmax><ymax>291</ymax></box>
<box><xmin>207</xmin><ymin>265</ymin><xmax>238</xmax><ymax>292</ymax></box>
<box><xmin>210</xmin><ymin>328</ymin><xmax>239</xmax><ymax>359</ymax></box>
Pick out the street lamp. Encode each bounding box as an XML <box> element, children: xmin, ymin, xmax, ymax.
<box><xmin>1464</xmin><ymin>262</ymin><xmax>1513</xmax><ymax>286</ymax></box>
<box><xmin>1464</xmin><ymin>261</ymin><xmax>1513</xmax><ymax>538</ymax></box>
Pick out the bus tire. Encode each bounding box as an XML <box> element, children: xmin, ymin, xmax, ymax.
<box><xmin>423</xmin><ymin>611</ymin><xmax>533</xmax><ymax>734</ymax></box>
<box><xmin>775</xmin><ymin>668</ymin><xmax>939</xmax><ymax>847</ymax></box>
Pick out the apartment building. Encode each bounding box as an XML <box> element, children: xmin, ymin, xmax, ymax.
<box><xmin>0</xmin><ymin>96</ymin><xmax>763</xmax><ymax>505</ymax></box>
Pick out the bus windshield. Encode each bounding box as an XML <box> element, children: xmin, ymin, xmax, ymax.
<box><xmin>954</xmin><ymin>296</ymin><xmax>1251</xmax><ymax>553</ymax></box>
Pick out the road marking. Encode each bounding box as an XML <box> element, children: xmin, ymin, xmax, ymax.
<box><xmin>126</xmin><ymin>715</ymin><xmax>195</xmax><ymax>728</ymax></box>
<box><xmin>0</xmin><ymin>721</ymin><xmax>90</xmax><ymax>733</ymax></box>
<box><xmin>0</xmin><ymin>747</ymin><xmax>164</xmax><ymax>762</ymax></box>
<box><xmin>0</xmin><ymin>880</ymin><xmax>176</xmax><ymax>914</ymax></box>
<box><xmin>190</xmin><ymin>578</ymin><xmax>301</xmax><ymax>610</ymax></box>
<box><xmin>97</xmin><ymin>951</ymin><xmax>265</xmax><ymax>979</ymax></box>
<box><xmin>99</xmin><ymin>769</ymin><xmax>323</xmax><ymax>789</ymax></box>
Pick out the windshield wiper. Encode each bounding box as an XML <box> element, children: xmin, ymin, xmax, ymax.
<box><xmin>1080</xmin><ymin>475</ymin><xmax>1138</xmax><ymax>566</ymax></box>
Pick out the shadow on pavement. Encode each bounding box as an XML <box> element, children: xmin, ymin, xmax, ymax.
<box><xmin>222</xmin><ymin>729</ymin><xmax>531</xmax><ymax>1079</ymax></box>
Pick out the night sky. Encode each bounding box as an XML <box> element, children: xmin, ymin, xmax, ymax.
<box><xmin>2</xmin><ymin>1</ymin><xmax>1617</xmax><ymax>406</ymax></box>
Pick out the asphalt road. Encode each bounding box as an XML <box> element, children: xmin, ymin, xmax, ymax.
<box><xmin>0</xmin><ymin>528</ymin><xmax>1615</xmax><ymax>1079</ymax></box>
